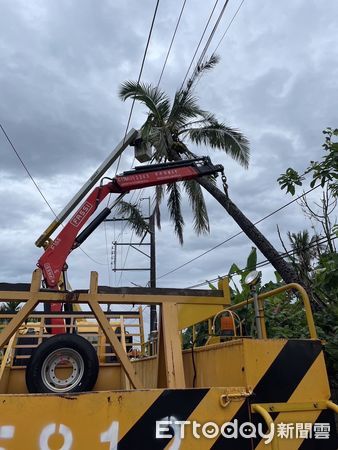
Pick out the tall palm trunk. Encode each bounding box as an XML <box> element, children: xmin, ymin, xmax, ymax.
<box><xmin>197</xmin><ymin>177</ymin><xmax>299</xmax><ymax>284</ymax></box>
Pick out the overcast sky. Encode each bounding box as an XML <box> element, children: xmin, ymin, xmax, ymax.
<box><xmin>1</xmin><ymin>0</ymin><xmax>337</xmax><ymax>298</ymax></box>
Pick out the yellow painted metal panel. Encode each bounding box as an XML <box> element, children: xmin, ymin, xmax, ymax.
<box><xmin>254</xmin><ymin>351</ymin><xmax>332</xmax><ymax>450</ymax></box>
<box><xmin>0</xmin><ymin>388</ymin><xmax>247</xmax><ymax>450</ymax></box>
<box><xmin>177</xmin><ymin>277</ymin><xmax>230</xmax><ymax>330</ymax></box>
<box><xmin>243</xmin><ymin>339</ymin><xmax>287</xmax><ymax>388</ymax></box>
<box><xmin>178</xmin><ymin>304</ymin><xmax>223</xmax><ymax>330</ymax></box>
<box><xmin>183</xmin><ymin>340</ymin><xmax>246</xmax><ymax>388</ymax></box>
<box><xmin>0</xmin><ymin>390</ymin><xmax>162</xmax><ymax>449</ymax></box>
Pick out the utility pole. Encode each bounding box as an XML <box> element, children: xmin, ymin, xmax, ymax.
<box><xmin>149</xmin><ymin>212</ymin><xmax>157</xmax><ymax>332</ymax></box>
<box><xmin>105</xmin><ymin>198</ymin><xmax>158</xmax><ymax>332</ymax></box>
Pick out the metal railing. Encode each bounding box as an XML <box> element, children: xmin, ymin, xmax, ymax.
<box><xmin>0</xmin><ymin>308</ymin><xmax>145</xmax><ymax>371</ymax></box>
<box><xmin>186</xmin><ymin>283</ymin><xmax>318</xmax><ymax>344</ymax></box>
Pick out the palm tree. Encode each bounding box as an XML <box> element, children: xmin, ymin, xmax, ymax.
<box><xmin>118</xmin><ymin>56</ymin><xmax>298</xmax><ymax>284</ymax></box>
<box><xmin>287</xmin><ymin>230</ymin><xmax>322</xmax><ymax>277</ymax></box>
<box><xmin>286</xmin><ymin>230</ymin><xmax>327</xmax><ymax>307</ymax></box>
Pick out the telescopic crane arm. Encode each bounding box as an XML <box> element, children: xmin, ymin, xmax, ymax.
<box><xmin>37</xmin><ymin>157</ymin><xmax>224</xmax><ymax>289</ymax></box>
<box><xmin>35</xmin><ymin>128</ymin><xmax>139</xmax><ymax>249</ymax></box>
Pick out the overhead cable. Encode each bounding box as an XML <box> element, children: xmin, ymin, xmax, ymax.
<box><xmin>1</xmin><ymin>122</ymin><xmax>58</xmax><ymax>217</ymax></box>
<box><xmin>194</xmin><ymin>0</ymin><xmax>230</xmax><ymax>69</ymax></box>
<box><xmin>186</xmin><ymin>233</ymin><xmax>337</xmax><ymax>289</ymax></box>
<box><xmin>1</xmin><ymin>122</ymin><xmax>113</xmax><ymax>266</ymax></box>
<box><xmin>157</xmin><ymin>184</ymin><xmax>321</xmax><ymax>280</ymax></box>
<box><xmin>115</xmin><ymin>0</ymin><xmax>160</xmax><ymax>175</ymax></box>
<box><xmin>212</xmin><ymin>0</ymin><xmax>246</xmax><ymax>55</ymax></box>
<box><xmin>157</xmin><ymin>0</ymin><xmax>187</xmax><ymax>87</ymax></box>
<box><xmin>180</xmin><ymin>0</ymin><xmax>220</xmax><ymax>90</ymax></box>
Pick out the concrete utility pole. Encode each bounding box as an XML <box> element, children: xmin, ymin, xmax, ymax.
<box><xmin>149</xmin><ymin>213</ymin><xmax>157</xmax><ymax>332</ymax></box>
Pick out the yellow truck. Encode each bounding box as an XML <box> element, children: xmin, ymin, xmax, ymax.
<box><xmin>0</xmin><ymin>270</ymin><xmax>337</xmax><ymax>449</ymax></box>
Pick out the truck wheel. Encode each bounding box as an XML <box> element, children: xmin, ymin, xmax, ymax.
<box><xmin>25</xmin><ymin>334</ymin><xmax>99</xmax><ymax>393</ymax></box>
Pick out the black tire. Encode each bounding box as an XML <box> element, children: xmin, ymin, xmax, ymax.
<box><xmin>25</xmin><ymin>334</ymin><xmax>99</xmax><ymax>394</ymax></box>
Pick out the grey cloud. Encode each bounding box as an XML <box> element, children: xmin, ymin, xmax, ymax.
<box><xmin>0</xmin><ymin>0</ymin><xmax>337</xmax><ymax>289</ymax></box>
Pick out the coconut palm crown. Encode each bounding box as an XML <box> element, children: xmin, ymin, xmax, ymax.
<box><xmin>119</xmin><ymin>55</ymin><xmax>249</xmax><ymax>244</ymax></box>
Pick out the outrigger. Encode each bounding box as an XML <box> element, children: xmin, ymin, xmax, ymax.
<box><xmin>0</xmin><ymin>131</ymin><xmax>337</xmax><ymax>449</ymax></box>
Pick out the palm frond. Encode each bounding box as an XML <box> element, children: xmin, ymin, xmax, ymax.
<box><xmin>287</xmin><ymin>230</ymin><xmax>323</xmax><ymax>271</ymax></box>
<box><xmin>119</xmin><ymin>81</ymin><xmax>171</xmax><ymax>124</ymax></box>
<box><xmin>186</xmin><ymin>54</ymin><xmax>220</xmax><ymax>90</ymax></box>
<box><xmin>166</xmin><ymin>183</ymin><xmax>184</xmax><ymax>244</ymax></box>
<box><xmin>115</xmin><ymin>201</ymin><xmax>149</xmax><ymax>237</ymax></box>
<box><xmin>154</xmin><ymin>184</ymin><xmax>164</xmax><ymax>229</ymax></box>
<box><xmin>181</xmin><ymin>122</ymin><xmax>250</xmax><ymax>168</ymax></box>
<box><xmin>168</xmin><ymin>89</ymin><xmax>206</xmax><ymax>129</ymax></box>
<box><xmin>139</xmin><ymin>125</ymin><xmax>174</xmax><ymax>161</ymax></box>
<box><xmin>179</xmin><ymin>118</ymin><xmax>211</xmax><ymax>129</ymax></box>
<box><xmin>183</xmin><ymin>179</ymin><xmax>210</xmax><ymax>234</ymax></box>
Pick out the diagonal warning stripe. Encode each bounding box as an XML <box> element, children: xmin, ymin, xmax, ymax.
<box><xmin>254</xmin><ymin>348</ymin><xmax>338</xmax><ymax>450</ymax></box>
<box><xmin>298</xmin><ymin>409</ymin><xmax>338</xmax><ymax>450</ymax></box>
<box><xmin>253</xmin><ymin>340</ymin><xmax>322</xmax><ymax>403</ymax></box>
<box><xmin>117</xmin><ymin>388</ymin><xmax>209</xmax><ymax>450</ymax></box>
<box><xmin>211</xmin><ymin>340</ymin><xmax>323</xmax><ymax>449</ymax></box>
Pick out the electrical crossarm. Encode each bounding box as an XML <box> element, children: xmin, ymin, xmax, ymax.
<box><xmin>38</xmin><ymin>157</ymin><xmax>223</xmax><ymax>292</ymax></box>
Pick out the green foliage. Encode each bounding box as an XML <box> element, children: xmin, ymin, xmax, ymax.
<box><xmin>183</xmin><ymin>179</ymin><xmax>210</xmax><ymax>235</ymax></box>
<box><xmin>207</xmin><ymin>281</ymin><xmax>217</xmax><ymax>290</ymax></box>
<box><xmin>314</xmin><ymin>302</ymin><xmax>338</xmax><ymax>387</ymax></box>
<box><xmin>227</xmin><ymin>247</ymin><xmax>257</xmax><ymax>303</ymax></box>
<box><xmin>276</xmin><ymin>128</ymin><xmax>337</xmax><ymax>390</ymax></box>
<box><xmin>313</xmin><ymin>252</ymin><xmax>338</xmax><ymax>300</ymax></box>
<box><xmin>277</xmin><ymin>168</ymin><xmax>305</xmax><ymax>195</ymax></box>
<box><xmin>182</xmin><ymin>321</ymin><xmax>209</xmax><ymax>350</ymax></box>
<box><xmin>311</xmin><ymin>252</ymin><xmax>338</xmax><ymax>388</ymax></box>
<box><xmin>114</xmin><ymin>201</ymin><xmax>150</xmax><ymax>237</ymax></box>
<box><xmin>167</xmin><ymin>183</ymin><xmax>184</xmax><ymax>245</ymax></box>
<box><xmin>182</xmin><ymin>244</ymin><xmax>338</xmax><ymax>391</ymax></box>
<box><xmin>278</xmin><ymin>127</ymin><xmax>338</xmax><ymax>196</ymax></box>
<box><xmin>0</xmin><ymin>301</ymin><xmax>21</xmax><ymax>314</ymax></box>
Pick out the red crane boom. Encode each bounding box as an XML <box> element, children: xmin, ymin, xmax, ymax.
<box><xmin>37</xmin><ymin>157</ymin><xmax>223</xmax><ymax>333</ymax></box>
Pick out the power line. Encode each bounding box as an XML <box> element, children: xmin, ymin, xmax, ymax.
<box><xmin>180</xmin><ymin>0</ymin><xmax>220</xmax><ymax>90</ymax></box>
<box><xmin>194</xmin><ymin>0</ymin><xmax>230</xmax><ymax>69</ymax></box>
<box><xmin>157</xmin><ymin>0</ymin><xmax>187</xmax><ymax>87</ymax></box>
<box><xmin>186</xmin><ymin>233</ymin><xmax>337</xmax><ymax>289</ymax></box>
<box><xmin>1</xmin><ymin>122</ymin><xmax>58</xmax><ymax>217</ymax></box>
<box><xmin>157</xmin><ymin>184</ymin><xmax>321</xmax><ymax>280</ymax></box>
<box><xmin>115</xmin><ymin>0</ymin><xmax>160</xmax><ymax>175</ymax></box>
<box><xmin>211</xmin><ymin>0</ymin><xmax>246</xmax><ymax>56</ymax></box>
<box><xmin>1</xmin><ymin>122</ymin><xmax>113</xmax><ymax>267</ymax></box>
<box><xmin>189</xmin><ymin>0</ymin><xmax>245</xmax><ymax>93</ymax></box>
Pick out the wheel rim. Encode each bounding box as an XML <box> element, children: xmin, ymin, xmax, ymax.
<box><xmin>41</xmin><ymin>347</ymin><xmax>85</xmax><ymax>393</ymax></box>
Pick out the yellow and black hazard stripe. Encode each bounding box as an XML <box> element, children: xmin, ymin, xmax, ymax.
<box><xmin>118</xmin><ymin>388</ymin><xmax>209</xmax><ymax>449</ymax></box>
<box><xmin>100</xmin><ymin>340</ymin><xmax>337</xmax><ymax>449</ymax></box>
<box><xmin>211</xmin><ymin>340</ymin><xmax>338</xmax><ymax>450</ymax></box>
<box><xmin>299</xmin><ymin>409</ymin><xmax>338</xmax><ymax>450</ymax></box>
